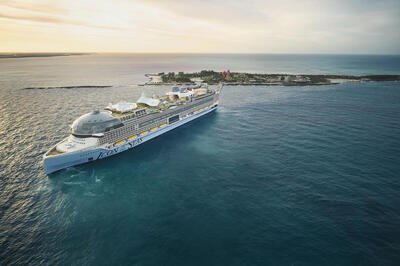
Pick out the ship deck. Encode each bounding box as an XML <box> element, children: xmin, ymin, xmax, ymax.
<box><xmin>110</xmin><ymin>111</ymin><xmax>134</xmax><ymax>118</ymax></box>
<box><xmin>109</xmin><ymin>90</ymin><xmax>215</xmax><ymax>121</ymax></box>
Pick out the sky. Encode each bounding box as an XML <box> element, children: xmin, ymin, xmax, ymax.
<box><xmin>0</xmin><ymin>0</ymin><xmax>399</xmax><ymax>54</ymax></box>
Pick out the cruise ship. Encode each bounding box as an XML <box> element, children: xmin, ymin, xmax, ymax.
<box><xmin>43</xmin><ymin>83</ymin><xmax>222</xmax><ymax>174</ymax></box>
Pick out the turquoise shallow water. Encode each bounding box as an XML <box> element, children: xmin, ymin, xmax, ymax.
<box><xmin>0</xmin><ymin>54</ymin><xmax>400</xmax><ymax>265</ymax></box>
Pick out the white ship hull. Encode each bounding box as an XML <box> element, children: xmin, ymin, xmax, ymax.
<box><xmin>43</xmin><ymin>105</ymin><xmax>218</xmax><ymax>174</ymax></box>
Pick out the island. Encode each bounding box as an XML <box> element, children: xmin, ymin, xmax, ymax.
<box><xmin>143</xmin><ymin>70</ymin><xmax>400</xmax><ymax>86</ymax></box>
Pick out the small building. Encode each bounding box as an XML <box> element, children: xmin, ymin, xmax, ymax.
<box><xmin>147</xmin><ymin>75</ymin><xmax>162</xmax><ymax>84</ymax></box>
<box><xmin>225</xmin><ymin>70</ymin><xmax>232</xmax><ymax>81</ymax></box>
<box><xmin>190</xmin><ymin>77</ymin><xmax>204</xmax><ymax>83</ymax></box>
<box><xmin>294</xmin><ymin>75</ymin><xmax>310</xmax><ymax>82</ymax></box>
<box><xmin>284</xmin><ymin>75</ymin><xmax>295</xmax><ymax>82</ymax></box>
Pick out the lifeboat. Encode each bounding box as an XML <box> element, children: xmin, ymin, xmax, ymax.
<box><xmin>128</xmin><ymin>135</ymin><xmax>137</xmax><ymax>140</ymax></box>
<box><xmin>115</xmin><ymin>139</ymin><xmax>126</xmax><ymax>146</ymax></box>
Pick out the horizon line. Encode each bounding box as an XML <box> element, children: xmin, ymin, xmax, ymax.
<box><xmin>1</xmin><ymin>52</ymin><xmax>400</xmax><ymax>56</ymax></box>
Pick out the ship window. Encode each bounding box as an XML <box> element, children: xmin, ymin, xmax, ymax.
<box><xmin>105</xmin><ymin>123</ymin><xmax>123</xmax><ymax>132</ymax></box>
<box><xmin>168</xmin><ymin>115</ymin><xmax>179</xmax><ymax>124</ymax></box>
<box><xmin>71</xmin><ymin>111</ymin><xmax>124</xmax><ymax>136</ymax></box>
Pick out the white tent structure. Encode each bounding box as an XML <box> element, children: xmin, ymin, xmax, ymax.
<box><xmin>137</xmin><ymin>92</ymin><xmax>160</xmax><ymax>107</ymax></box>
<box><xmin>106</xmin><ymin>102</ymin><xmax>137</xmax><ymax>113</ymax></box>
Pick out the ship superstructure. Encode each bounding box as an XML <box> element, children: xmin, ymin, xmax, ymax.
<box><xmin>43</xmin><ymin>83</ymin><xmax>222</xmax><ymax>174</ymax></box>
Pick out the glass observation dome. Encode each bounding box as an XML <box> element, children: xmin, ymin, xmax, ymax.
<box><xmin>71</xmin><ymin>110</ymin><xmax>122</xmax><ymax>136</ymax></box>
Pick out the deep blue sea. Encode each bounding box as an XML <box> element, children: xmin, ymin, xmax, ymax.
<box><xmin>1</xmin><ymin>54</ymin><xmax>400</xmax><ymax>265</ymax></box>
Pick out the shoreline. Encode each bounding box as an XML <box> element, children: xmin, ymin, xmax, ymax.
<box><xmin>0</xmin><ymin>53</ymin><xmax>91</xmax><ymax>59</ymax></box>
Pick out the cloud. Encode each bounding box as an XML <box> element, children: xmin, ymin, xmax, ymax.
<box><xmin>0</xmin><ymin>6</ymin><xmax>122</xmax><ymax>30</ymax></box>
<box><xmin>0</xmin><ymin>0</ymin><xmax>68</xmax><ymax>14</ymax></box>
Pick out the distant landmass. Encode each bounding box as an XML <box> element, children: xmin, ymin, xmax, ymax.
<box><xmin>23</xmin><ymin>85</ymin><xmax>112</xmax><ymax>90</ymax></box>
<box><xmin>0</xmin><ymin>53</ymin><xmax>91</xmax><ymax>59</ymax></box>
<box><xmin>143</xmin><ymin>70</ymin><xmax>400</xmax><ymax>86</ymax></box>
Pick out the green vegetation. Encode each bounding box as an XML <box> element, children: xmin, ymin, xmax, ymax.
<box><xmin>154</xmin><ymin>70</ymin><xmax>400</xmax><ymax>86</ymax></box>
<box><xmin>161</xmin><ymin>70</ymin><xmax>225</xmax><ymax>84</ymax></box>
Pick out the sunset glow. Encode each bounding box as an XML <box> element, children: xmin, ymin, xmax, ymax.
<box><xmin>1</xmin><ymin>0</ymin><xmax>399</xmax><ymax>53</ymax></box>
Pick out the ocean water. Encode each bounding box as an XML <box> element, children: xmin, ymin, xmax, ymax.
<box><xmin>0</xmin><ymin>54</ymin><xmax>400</xmax><ymax>265</ymax></box>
